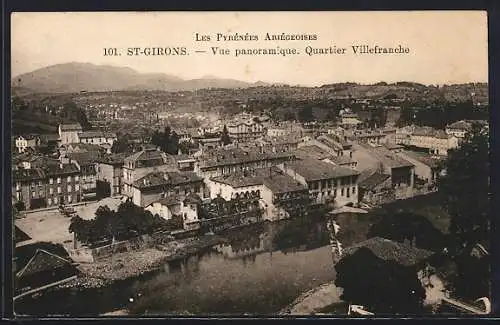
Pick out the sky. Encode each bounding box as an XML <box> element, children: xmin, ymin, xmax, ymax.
<box><xmin>11</xmin><ymin>11</ymin><xmax>488</xmax><ymax>86</ymax></box>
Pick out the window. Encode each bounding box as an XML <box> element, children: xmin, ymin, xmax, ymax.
<box><xmin>54</xmin><ymin>197</ymin><xmax>58</xmax><ymax>204</ymax></box>
<box><xmin>75</xmin><ymin>184</ymin><xmax>80</xmax><ymax>191</ymax></box>
<box><xmin>75</xmin><ymin>175</ymin><xmax>79</xmax><ymax>181</ymax></box>
<box><xmin>31</xmin><ymin>182</ymin><xmax>36</xmax><ymax>188</ymax></box>
<box><xmin>49</xmin><ymin>188</ymin><xmax>53</xmax><ymax>194</ymax></box>
<box><xmin>341</xmin><ymin>188</ymin><xmax>344</xmax><ymax>196</ymax></box>
<box><xmin>32</xmin><ymin>191</ymin><xmax>36</xmax><ymax>198</ymax></box>
<box><xmin>16</xmin><ymin>183</ymin><xmax>21</xmax><ymax>191</ymax></box>
<box><xmin>49</xmin><ymin>178</ymin><xmax>54</xmax><ymax>184</ymax></box>
<box><xmin>57</xmin><ymin>177</ymin><xmax>61</xmax><ymax>184</ymax></box>
<box><xmin>57</xmin><ymin>187</ymin><xmax>61</xmax><ymax>194</ymax></box>
<box><xmin>38</xmin><ymin>181</ymin><xmax>43</xmax><ymax>186</ymax></box>
<box><xmin>16</xmin><ymin>192</ymin><xmax>21</xmax><ymax>200</ymax></box>
<box><xmin>347</xmin><ymin>188</ymin><xmax>350</xmax><ymax>198</ymax></box>
<box><xmin>67</xmin><ymin>176</ymin><xmax>72</xmax><ymax>182</ymax></box>
<box><xmin>334</xmin><ymin>189</ymin><xmax>337</xmax><ymax>197</ymax></box>
<box><xmin>68</xmin><ymin>185</ymin><xmax>72</xmax><ymax>192</ymax></box>
<box><xmin>68</xmin><ymin>195</ymin><xmax>72</xmax><ymax>203</ymax></box>
<box><xmin>352</xmin><ymin>187</ymin><xmax>356</xmax><ymax>194</ymax></box>
<box><xmin>39</xmin><ymin>190</ymin><xmax>43</xmax><ymax>197</ymax></box>
<box><xmin>48</xmin><ymin>198</ymin><xmax>52</xmax><ymax>206</ymax></box>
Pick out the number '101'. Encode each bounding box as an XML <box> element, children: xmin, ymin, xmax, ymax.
<box><xmin>104</xmin><ymin>48</ymin><xmax>119</xmax><ymax>56</ymax></box>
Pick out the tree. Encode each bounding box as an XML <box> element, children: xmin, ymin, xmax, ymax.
<box><xmin>325</xmin><ymin>110</ymin><xmax>338</xmax><ymax>123</ymax></box>
<box><xmin>335</xmin><ymin>248</ymin><xmax>426</xmax><ymax>314</ymax></box>
<box><xmin>166</xmin><ymin>131</ymin><xmax>179</xmax><ymax>155</ymax></box>
<box><xmin>298</xmin><ymin>106</ymin><xmax>314</xmax><ymax>123</ymax></box>
<box><xmin>439</xmin><ymin>123</ymin><xmax>489</xmax><ymax>253</ymax></box>
<box><xmin>283</xmin><ymin>111</ymin><xmax>295</xmax><ymax>121</ymax></box>
<box><xmin>111</xmin><ymin>137</ymin><xmax>130</xmax><ymax>153</ymax></box>
<box><xmin>221</xmin><ymin>125</ymin><xmax>232</xmax><ymax>145</ymax></box>
<box><xmin>367</xmin><ymin>212</ymin><xmax>446</xmax><ymax>252</ymax></box>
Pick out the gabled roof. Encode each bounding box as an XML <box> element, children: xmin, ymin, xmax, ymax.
<box><xmin>342</xmin><ymin>237</ymin><xmax>434</xmax><ymax>267</ymax></box>
<box><xmin>134</xmin><ymin>171</ymin><xmax>203</xmax><ymax>189</ymax></box>
<box><xmin>13</xmin><ymin>168</ymin><xmax>46</xmax><ymax>182</ymax></box>
<box><xmin>124</xmin><ymin>148</ymin><xmax>166</xmax><ymax>164</ymax></box>
<box><xmin>359</xmin><ymin>173</ymin><xmax>391</xmax><ymax>190</ymax></box>
<box><xmin>16</xmin><ymin>249</ymin><xmax>74</xmax><ymax>278</ymax></box>
<box><xmin>67</xmin><ymin>151</ymin><xmax>101</xmax><ymax>166</ymax></box>
<box><xmin>285</xmin><ymin>159</ymin><xmax>360</xmax><ymax>182</ymax></box>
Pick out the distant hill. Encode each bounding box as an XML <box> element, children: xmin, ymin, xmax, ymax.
<box><xmin>12</xmin><ymin>62</ymin><xmax>270</xmax><ymax>93</ymax></box>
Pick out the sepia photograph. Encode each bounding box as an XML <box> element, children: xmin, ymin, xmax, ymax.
<box><xmin>10</xmin><ymin>11</ymin><xmax>490</xmax><ymax>317</ymax></box>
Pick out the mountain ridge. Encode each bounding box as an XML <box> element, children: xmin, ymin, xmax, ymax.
<box><xmin>12</xmin><ymin>62</ymin><xmax>271</xmax><ymax>93</ymax></box>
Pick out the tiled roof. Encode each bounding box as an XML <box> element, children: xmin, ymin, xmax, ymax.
<box><xmin>13</xmin><ymin>168</ymin><xmax>46</xmax><ymax>182</ymax></box>
<box><xmin>358</xmin><ymin>144</ymin><xmax>414</xmax><ymax>169</ymax></box>
<box><xmin>412</xmin><ymin>126</ymin><xmax>449</xmax><ymax>139</ymax></box>
<box><xmin>156</xmin><ymin>194</ymin><xmax>183</xmax><ymax>206</ymax></box>
<box><xmin>78</xmin><ymin>131</ymin><xmax>117</xmax><ymax>138</ymax></box>
<box><xmin>294</xmin><ymin>145</ymin><xmax>334</xmax><ymax>161</ymax></box>
<box><xmin>447</xmin><ymin>120</ymin><xmax>472</xmax><ymax>131</ymax></box>
<box><xmin>211</xmin><ymin>167</ymin><xmax>306</xmax><ymax>194</ymax></box>
<box><xmin>263</xmin><ymin>174</ymin><xmax>308</xmax><ymax>194</ymax></box>
<box><xmin>67</xmin><ymin>151</ymin><xmax>100</xmax><ymax>166</ymax></box>
<box><xmin>359</xmin><ymin>173</ymin><xmax>391</xmax><ymax>190</ymax></box>
<box><xmin>342</xmin><ymin>237</ymin><xmax>434</xmax><ymax>267</ymax></box>
<box><xmin>199</xmin><ymin>148</ymin><xmax>293</xmax><ymax>169</ymax></box>
<box><xmin>45</xmin><ymin>162</ymin><xmax>80</xmax><ymax>176</ymax></box>
<box><xmin>211</xmin><ymin>173</ymin><xmax>264</xmax><ymax>188</ymax></box>
<box><xmin>399</xmin><ymin>150</ymin><xmax>445</xmax><ymax>169</ymax></box>
<box><xmin>328</xmin><ymin>155</ymin><xmax>355</xmax><ymax>165</ymax></box>
<box><xmin>16</xmin><ymin>249</ymin><xmax>75</xmax><ymax>278</ymax></box>
<box><xmin>124</xmin><ymin>148</ymin><xmax>166</xmax><ymax>164</ymax></box>
<box><xmin>98</xmin><ymin>153</ymin><xmax>128</xmax><ymax>165</ymax></box>
<box><xmin>285</xmin><ymin>159</ymin><xmax>360</xmax><ymax>182</ymax></box>
<box><xmin>134</xmin><ymin>171</ymin><xmax>203</xmax><ymax>189</ymax></box>
<box><xmin>65</xmin><ymin>143</ymin><xmax>102</xmax><ymax>153</ymax></box>
<box><xmin>59</xmin><ymin>123</ymin><xmax>82</xmax><ymax>131</ymax></box>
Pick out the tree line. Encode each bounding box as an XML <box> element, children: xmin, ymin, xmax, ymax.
<box><xmin>68</xmin><ymin>200</ymin><xmax>183</xmax><ymax>246</ymax></box>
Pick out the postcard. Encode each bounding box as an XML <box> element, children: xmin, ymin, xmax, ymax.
<box><xmin>10</xmin><ymin>11</ymin><xmax>490</xmax><ymax>317</ymax></box>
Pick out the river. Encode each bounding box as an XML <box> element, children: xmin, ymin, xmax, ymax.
<box><xmin>15</xmin><ymin>212</ymin><xmax>370</xmax><ymax>317</ymax></box>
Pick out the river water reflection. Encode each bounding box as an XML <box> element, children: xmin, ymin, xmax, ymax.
<box><xmin>16</xmin><ymin>213</ymin><xmax>363</xmax><ymax>316</ymax></box>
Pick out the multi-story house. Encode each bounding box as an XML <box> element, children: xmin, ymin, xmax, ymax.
<box><xmin>226</xmin><ymin>117</ymin><xmax>265</xmax><ymax>142</ymax></box>
<box><xmin>131</xmin><ymin>171</ymin><xmax>204</xmax><ymax>207</ymax></box>
<box><xmin>97</xmin><ymin>153</ymin><xmax>127</xmax><ymax>196</ymax></box>
<box><xmin>12</xmin><ymin>161</ymin><xmax>82</xmax><ymax>210</ymax></box>
<box><xmin>207</xmin><ymin>167</ymin><xmax>310</xmax><ymax>221</ymax></box>
<box><xmin>352</xmin><ymin>144</ymin><xmax>415</xmax><ymax>199</ymax></box>
<box><xmin>58</xmin><ymin>123</ymin><xmax>83</xmax><ymax>145</ymax></box>
<box><xmin>45</xmin><ymin>163</ymin><xmax>82</xmax><ymax>206</ymax></box>
<box><xmin>281</xmin><ymin>159</ymin><xmax>361</xmax><ymax>208</ymax></box>
<box><xmin>122</xmin><ymin>147</ymin><xmax>177</xmax><ymax>197</ymax></box>
<box><xmin>445</xmin><ymin>120</ymin><xmax>488</xmax><ymax>141</ymax></box>
<box><xmin>66</xmin><ymin>152</ymin><xmax>99</xmax><ymax>201</ymax></box>
<box><xmin>195</xmin><ymin>147</ymin><xmax>294</xmax><ymax>179</ymax></box>
<box><xmin>12</xmin><ymin>168</ymin><xmax>47</xmax><ymax>210</ymax></box>
<box><xmin>409</xmin><ymin>127</ymin><xmax>459</xmax><ymax>156</ymax></box>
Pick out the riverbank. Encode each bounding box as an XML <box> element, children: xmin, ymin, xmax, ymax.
<box><xmin>59</xmin><ymin>234</ymin><xmax>227</xmax><ymax>290</ymax></box>
<box><xmin>279</xmin><ymin>281</ymin><xmax>343</xmax><ymax>315</ymax></box>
